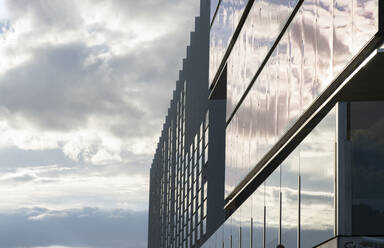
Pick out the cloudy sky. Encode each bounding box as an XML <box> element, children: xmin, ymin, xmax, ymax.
<box><xmin>0</xmin><ymin>0</ymin><xmax>199</xmax><ymax>247</ymax></box>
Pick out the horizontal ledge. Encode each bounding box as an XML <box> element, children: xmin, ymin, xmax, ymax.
<box><xmin>224</xmin><ymin>34</ymin><xmax>384</xmax><ymax>216</ymax></box>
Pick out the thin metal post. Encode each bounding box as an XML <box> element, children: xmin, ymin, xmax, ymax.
<box><xmin>239</xmin><ymin>226</ymin><xmax>242</xmax><ymax>248</ymax></box>
<box><xmin>250</xmin><ymin>217</ymin><xmax>253</xmax><ymax>248</ymax></box>
<box><xmin>263</xmin><ymin>206</ymin><xmax>266</xmax><ymax>248</ymax></box>
<box><xmin>334</xmin><ymin>141</ymin><xmax>338</xmax><ymax>236</ymax></box>
<box><xmin>298</xmin><ymin>176</ymin><xmax>301</xmax><ymax>248</ymax></box>
<box><xmin>279</xmin><ymin>191</ymin><xmax>282</xmax><ymax>245</ymax></box>
<box><xmin>230</xmin><ymin>235</ymin><xmax>233</xmax><ymax>248</ymax></box>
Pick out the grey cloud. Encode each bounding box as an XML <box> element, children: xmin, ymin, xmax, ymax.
<box><xmin>8</xmin><ymin>174</ymin><xmax>36</xmax><ymax>182</ymax></box>
<box><xmin>0</xmin><ymin>173</ymin><xmax>37</xmax><ymax>185</ymax></box>
<box><xmin>6</xmin><ymin>0</ymin><xmax>82</xmax><ymax>31</ymax></box>
<box><xmin>36</xmin><ymin>178</ymin><xmax>59</xmax><ymax>184</ymax></box>
<box><xmin>107</xmin><ymin>0</ymin><xmax>199</xmax><ymax>23</ymax></box>
<box><xmin>1</xmin><ymin>0</ymin><xmax>199</xmax><ymax>141</ymax></box>
<box><xmin>0</xmin><ymin>1</ymin><xmax>201</xmax><ymax>246</ymax></box>
<box><xmin>0</xmin><ymin>207</ymin><xmax>147</xmax><ymax>248</ymax></box>
<box><xmin>0</xmin><ymin>41</ymin><xmax>157</xmax><ymax>138</ymax></box>
<box><xmin>0</xmin><ymin>148</ymin><xmax>72</xmax><ymax>169</ymax></box>
<box><xmin>108</xmin><ymin>35</ymin><xmax>184</xmax><ymax>86</ymax></box>
<box><xmin>0</xmin><ymin>42</ymin><xmax>134</xmax><ymax>131</ymax></box>
<box><xmin>0</xmin><ymin>147</ymin><xmax>152</xmax><ymax>180</ymax></box>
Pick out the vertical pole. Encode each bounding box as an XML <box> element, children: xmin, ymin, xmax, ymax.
<box><xmin>239</xmin><ymin>226</ymin><xmax>242</xmax><ymax>248</ymax></box>
<box><xmin>298</xmin><ymin>176</ymin><xmax>301</xmax><ymax>248</ymax></box>
<box><xmin>334</xmin><ymin>140</ymin><xmax>338</xmax><ymax>236</ymax></box>
<box><xmin>279</xmin><ymin>191</ymin><xmax>282</xmax><ymax>245</ymax></box>
<box><xmin>250</xmin><ymin>217</ymin><xmax>253</xmax><ymax>248</ymax></box>
<box><xmin>263</xmin><ymin>206</ymin><xmax>266</xmax><ymax>248</ymax></box>
<box><xmin>279</xmin><ymin>165</ymin><xmax>282</xmax><ymax>246</ymax></box>
<box><xmin>230</xmin><ymin>235</ymin><xmax>233</xmax><ymax>248</ymax></box>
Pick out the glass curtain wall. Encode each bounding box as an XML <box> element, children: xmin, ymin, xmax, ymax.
<box><xmin>280</xmin><ymin>149</ymin><xmax>299</xmax><ymax>248</ymax></box>
<box><xmin>350</xmin><ymin>101</ymin><xmax>384</xmax><ymax>235</ymax></box>
<box><xmin>203</xmin><ymin>106</ymin><xmax>336</xmax><ymax>248</ymax></box>
<box><xmin>225</xmin><ymin>0</ymin><xmax>378</xmax><ymax>198</ymax></box>
<box><xmin>209</xmin><ymin>0</ymin><xmax>248</xmax><ymax>86</ymax></box>
<box><xmin>210</xmin><ymin>0</ymin><xmax>220</xmax><ymax>23</ymax></box>
<box><xmin>300</xmin><ymin>107</ymin><xmax>336</xmax><ymax>247</ymax></box>
<box><xmin>225</xmin><ymin>0</ymin><xmax>300</xmax><ymax>119</ymax></box>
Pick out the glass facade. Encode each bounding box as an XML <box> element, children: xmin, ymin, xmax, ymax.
<box><xmin>203</xmin><ymin>106</ymin><xmax>336</xmax><ymax>248</ymax></box>
<box><xmin>281</xmin><ymin>150</ymin><xmax>299</xmax><ymax>248</ymax></box>
<box><xmin>350</xmin><ymin>102</ymin><xmax>384</xmax><ymax>235</ymax></box>
<box><xmin>300</xmin><ymin>107</ymin><xmax>336</xmax><ymax>247</ymax></box>
<box><xmin>148</xmin><ymin>4</ymin><xmax>225</xmax><ymax>247</ymax></box>
<box><xmin>209</xmin><ymin>0</ymin><xmax>248</xmax><ymax>86</ymax></box>
<box><xmin>151</xmin><ymin>0</ymin><xmax>384</xmax><ymax>247</ymax></box>
<box><xmin>210</xmin><ymin>0</ymin><xmax>220</xmax><ymax>23</ymax></box>
<box><xmin>226</xmin><ymin>0</ymin><xmax>300</xmax><ymax>119</ymax></box>
<box><xmin>225</xmin><ymin>0</ymin><xmax>378</xmax><ymax>196</ymax></box>
<box><xmin>150</xmin><ymin>86</ymin><xmax>211</xmax><ymax>248</ymax></box>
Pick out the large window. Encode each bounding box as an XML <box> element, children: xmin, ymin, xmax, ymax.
<box><xmin>203</xmin><ymin>106</ymin><xmax>336</xmax><ymax>247</ymax></box>
<box><xmin>350</xmin><ymin>101</ymin><xmax>384</xmax><ymax>235</ymax></box>
<box><xmin>224</xmin><ymin>0</ymin><xmax>378</xmax><ymax>198</ymax></box>
<box><xmin>209</xmin><ymin>0</ymin><xmax>247</xmax><ymax>86</ymax></box>
<box><xmin>300</xmin><ymin>107</ymin><xmax>336</xmax><ymax>247</ymax></box>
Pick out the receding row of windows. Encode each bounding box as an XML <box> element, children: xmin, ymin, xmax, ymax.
<box><xmin>161</xmin><ymin>215</ymin><xmax>208</xmax><ymax>248</ymax></box>
<box><xmin>159</xmin><ymin>167</ymin><xmax>208</xmax><ymax>244</ymax></box>
<box><xmin>155</xmin><ymin>110</ymin><xmax>210</xmax><ymax>248</ymax></box>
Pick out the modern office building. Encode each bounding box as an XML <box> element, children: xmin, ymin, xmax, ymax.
<box><xmin>149</xmin><ymin>0</ymin><xmax>384</xmax><ymax>247</ymax></box>
<box><xmin>147</xmin><ymin>1</ymin><xmax>226</xmax><ymax>247</ymax></box>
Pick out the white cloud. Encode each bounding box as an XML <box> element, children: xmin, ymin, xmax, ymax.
<box><xmin>0</xmin><ymin>3</ymin><xmax>200</xmax><ymax>248</ymax></box>
<box><xmin>0</xmin><ymin>0</ymin><xmax>199</xmax><ymax>165</ymax></box>
<box><xmin>0</xmin><ymin>164</ymin><xmax>149</xmax><ymax>212</ymax></box>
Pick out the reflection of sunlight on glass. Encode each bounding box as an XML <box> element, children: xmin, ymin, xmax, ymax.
<box><xmin>205</xmin><ymin>0</ymin><xmax>380</xmax><ymax>245</ymax></box>
<box><xmin>210</xmin><ymin>0</ymin><xmax>247</xmax><ymax>84</ymax></box>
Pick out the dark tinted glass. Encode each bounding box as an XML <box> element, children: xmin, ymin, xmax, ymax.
<box><xmin>350</xmin><ymin>101</ymin><xmax>384</xmax><ymax>235</ymax></box>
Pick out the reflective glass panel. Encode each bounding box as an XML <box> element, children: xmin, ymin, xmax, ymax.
<box><xmin>281</xmin><ymin>149</ymin><xmax>299</xmax><ymax>248</ymax></box>
<box><xmin>209</xmin><ymin>0</ymin><xmax>247</xmax><ymax>86</ymax></box>
<box><xmin>225</xmin><ymin>0</ymin><xmax>378</xmax><ymax>196</ymax></box>
<box><xmin>300</xmin><ymin>107</ymin><xmax>336</xmax><ymax>247</ymax></box>
<box><xmin>232</xmin><ymin>207</ymin><xmax>241</xmax><ymax>248</ymax></box>
<box><xmin>252</xmin><ymin>185</ymin><xmax>264</xmax><ymax>248</ymax></box>
<box><xmin>240</xmin><ymin>199</ymin><xmax>251</xmax><ymax>248</ymax></box>
<box><xmin>350</xmin><ymin>102</ymin><xmax>384</xmax><ymax>235</ymax></box>
<box><xmin>226</xmin><ymin>0</ymin><xmax>300</xmax><ymax>119</ymax></box>
<box><xmin>265</xmin><ymin>169</ymin><xmax>280</xmax><ymax>248</ymax></box>
<box><xmin>205</xmin><ymin>107</ymin><xmax>336</xmax><ymax>247</ymax></box>
<box><xmin>223</xmin><ymin>217</ymin><xmax>232</xmax><ymax>247</ymax></box>
<box><xmin>210</xmin><ymin>0</ymin><xmax>220</xmax><ymax>23</ymax></box>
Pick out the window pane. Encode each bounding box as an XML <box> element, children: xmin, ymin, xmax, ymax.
<box><xmin>300</xmin><ymin>107</ymin><xmax>336</xmax><ymax>247</ymax></box>
<box><xmin>350</xmin><ymin>101</ymin><xmax>384</xmax><ymax>235</ymax></box>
